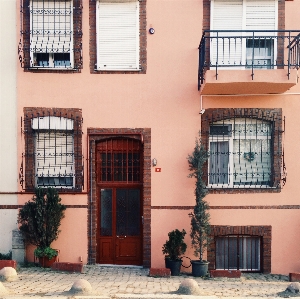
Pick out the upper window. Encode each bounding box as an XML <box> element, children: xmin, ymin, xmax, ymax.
<box><xmin>33</xmin><ymin>116</ymin><xmax>74</xmax><ymax>187</ymax></box>
<box><xmin>30</xmin><ymin>0</ymin><xmax>73</xmax><ymax>68</ymax></box>
<box><xmin>96</xmin><ymin>0</ymin><xmax>139</xmax><ymax>71</ymax></box>
<box><xmin>21</xmin><ymin>108</ymin><xmax>83</xmax><ymax>191</ymax></box>
<box><xmin>19</xmin><ymin>0</ymin><xmax>82</xmax><ymax>71</ymax></box>
<box><xmin>201</xmin><ymin>108</ymin><xmax>285</xmax><ymax>191</ymax></box>
<box><xmin>210</xmin><ymin>0</ymin><xmax>278</xmax><ymax>68</ymax></box>
<box><xmin>89</xmin><ymin>0</ymin><xmax>146</xmax><ymax>73</ymax></box>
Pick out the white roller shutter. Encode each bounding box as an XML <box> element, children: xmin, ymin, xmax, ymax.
<box><xmin>96</xmin><ymin>0</ymin><xmax>139</xmax><ymax>71</ymax></box>
<box><xmin>211</xmin><ymin>0</ymin><xmax>243</xmax><ymax>67</ymax></box>
<box><xmin>210</xmin><ymin>0</ymin><xmax>277</xmax><ymax>67</ymax></box>
<box><xmin>30</xmin><ymin>0</ymin><xmax>73</xmax><ymax>53</ymax></box>
<box><xmin>246</xmin><ymin>0</ymin><xmax>277</xmax><ymax>32</ymax></box>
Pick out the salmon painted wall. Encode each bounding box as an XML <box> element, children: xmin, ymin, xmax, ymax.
<box><xmin>16</xmin><ymin>0</ymin><xmax>300</xmax><ymax>274</ymax></box>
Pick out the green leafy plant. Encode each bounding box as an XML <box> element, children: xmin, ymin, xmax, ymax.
<box><xmin>34</xmin><ymin>247</ymin><xmax>58</xmax><ymax>260</ymax></box>
<box><xmin>162</xmin><ymin>229</ymin><xmax>187</xmax><ymax>261</ymax></box>
<box><xmin>0</xmin><ymin>251</ymin><xmax>12</xmax><ymax>260</ymax></box>
<box><xmin>187</xmin><ymin>134</ymin><xmax>211</xmax><ymax>262</ymax></box>
<box><xmin>18</xmin><ymin>188</ymin><xmax>66</xmax><ymax>257</ymax></box>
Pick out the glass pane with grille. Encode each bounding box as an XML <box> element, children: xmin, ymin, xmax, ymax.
<box><xmin>209</xmin><ymin>118</ymin><xmax>272</xmax><ymax>187</ymax></box>
<box><xmin>98</xmin><ymin>139</ymin><xmax>141</xmax><ymax>183</ymax></box>
<box><xmin>35</xmin><ymin>131</ymin><xmax>74</xmax><ymax>187</ymax></box>
<box><xmin>31</xmin><ymin>0</ymin><xmax>72</xmax><ymax>52</ymax></box>
<box><xmin>209</xmin><ymin>141</ymin><xmax>229</xmax><ymax>185</ymax></box>
<box><xmin>216</xmin><ymin>236</ymin><xmax>261</xmax><ymax>271</ymax></box>
<box><xmin>100</xmin><ymin>189</ymin><xmax>112</xmax><ymax>236</ymax></box>
<box><xmin>116</xmin><ymin>189</ymin><xmax>140</xmax><ymax>236</ymax></box>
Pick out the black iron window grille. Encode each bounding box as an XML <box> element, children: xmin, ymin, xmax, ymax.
<box><xmin>216</xmin><ymin>235</ymin><xmax>261</xmax><ymax>272</ymax></box>
<box><xmin>19</xmin><ymin>0</ymin><xmax>83</xmax><ymax>70</ymax></box>
<box><xmin>20</xmin><ymin>108</ymin><xmax>83</xmax><ymax>191</ymax></box>
<box><xmin>201</xmin><ymin>108</ymin><xmax>286</xmax><ymax>190</ymax></box>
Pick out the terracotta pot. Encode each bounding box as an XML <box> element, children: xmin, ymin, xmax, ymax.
<box><xmin>38</xmin><ymin>256</ymin><xmax>57</xmax><ymax>268</ymax></box>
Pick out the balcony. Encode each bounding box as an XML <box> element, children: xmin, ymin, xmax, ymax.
<box><xmin>198</xmin><ymin>30</ymin><xmax>300</xmax><ymax>94</ymax></box>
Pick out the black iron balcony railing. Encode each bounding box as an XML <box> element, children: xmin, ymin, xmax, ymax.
<box><xmin>198</xmin><ymin>30</ymin><xmax>300</xmax><ymax>90</ymax></box>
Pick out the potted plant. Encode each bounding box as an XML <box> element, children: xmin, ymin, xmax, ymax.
<box><xmin>162</xmin><ymin>229</ymin><xmax>187</xmax><ymax>276</ymax></box>
<box><xmin>18</xmin><ymin>187</ymin><xmax>66</xmax><ymax>267</ymax></box>
<box><xmin>187</xmin><ymin>134</ymin><xmax>211</xmax><ymax>277</ymax></box>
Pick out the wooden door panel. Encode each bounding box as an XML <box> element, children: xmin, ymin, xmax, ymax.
<box><xmin>96</xmin><ymin>138</ymin><xmax>143</xmax><ymax>265</ymax></box>
<box><xmin>99</xmin><ymin>239</ymin><xmax>114</xmax><ymax>263</ymax></box>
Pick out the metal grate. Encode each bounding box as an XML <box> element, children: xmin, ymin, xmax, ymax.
<box><xmin>201</xmin><ymin>108</ymin><xmax>286</xmax><ymax>189</ymax></box>
<box><xmin>19</xmin><ymin>0</ymin><xmax>83</xmax><ymax>70</ymax></box>
<box><xmin>216</xmin><ymin>235</ymin><xmax>261</xmax><ymax>272</ymax></box>
<box><xmin>20</xmin><ymin>109</ymin><xmax>83</xmax><ymax>191</ymax></box>
<box><xmin>97</xmin><ymin>138</ymin><xmax>142</xmax><ymax>183</ymax></box>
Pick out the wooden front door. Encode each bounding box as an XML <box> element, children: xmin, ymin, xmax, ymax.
<box><xmin>96</xmin><ymin>138</ymin><xmax>143</xmax><ymax>265</ymax></box>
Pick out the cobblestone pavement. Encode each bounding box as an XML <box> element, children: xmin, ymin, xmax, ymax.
<box><xmin>0</xmin><ymin>265</ymin><xmax>294</xmax><ymax>298</ymax></box>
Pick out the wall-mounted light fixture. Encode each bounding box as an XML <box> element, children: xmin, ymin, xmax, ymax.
<box><xmin>149</xmin><ymin>28</ymin><xmax>155</xmax><ymax>34</ymax></box>
<box><xmin>152</xmin><ymin>158</ymin><xmax>157</xmax><ymax>167</ymax></box>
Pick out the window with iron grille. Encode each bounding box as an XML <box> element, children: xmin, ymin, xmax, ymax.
<box><xmin>19</xmin><ymin>0</ymin><xmax>82</xmax><ymax>70</ymax></box>
<box><xmin>209</xmin><ymin>118</ymin><xmax>272</xmax><ymax>187</ymax></box>
<box><xmin>216</xmin><ymin>235</ymin><xmax>261</xmax><ymax>272</ymax></box>
<box><xmin>201</xmin><ymin>108</ymin><xmax>285</xmax><ymax>190</ymax></box>
<box><xmin>21</xmin><ymin>108</ymin><xmax>83</xmax><ymax>191</ymax></box>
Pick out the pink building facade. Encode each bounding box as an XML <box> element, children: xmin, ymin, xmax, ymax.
<box><xmin>10</xmin><ymin>0</ymin><xmax>300</xmax><ymax>274</ymax></box>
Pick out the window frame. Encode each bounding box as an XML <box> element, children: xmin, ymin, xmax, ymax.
<box><xmin>210</xmin><ymin>0</ymin><xmax>278</xmax><ymax>69</ymax></box>
<box><xmin>29</xmin><ymin>0</ymin><xmax>74</xmax><ymax>69</ymax></box>
<box><xmin>21</xmin><ymin>108</ymin><xmax>83</xmax><ymax>192</ymax></box>
<box><xmin>208</xmin><ymin>118</ymin><xmax>273</xmax><ymax>188</ymax></box>
<box><xmin>215</xmin><ymin>235</ymin><xmax>261</xmax><ymax>271</ymax></box>
<box><xmin>33</xmin><ymin>116</ymin><xmax>75</xmax><ymax>188</ymax></box>
<box><xmin>96</xmin><ymin>0</ymin><xmax>140</xmax><ymax>71</ymax></box>
<box><xmin>89</xmin><ymin>0</ymin><xmax>147</xmax><ymax>74</ymax></box>
<box><xmin>19</xmin><ymin>0</ymin><xmax>83</xmax><ymax>72</ymax></box>
<box><xmin>201</xmin><ymin>108</ymin><xmax>284</xmax><ymax>193</ymax></box>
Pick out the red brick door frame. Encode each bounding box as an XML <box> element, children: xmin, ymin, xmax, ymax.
<box><xmin>87</xmin><ymin>128</ymin><xmax>151</xmax><ymax>267</ymax></box>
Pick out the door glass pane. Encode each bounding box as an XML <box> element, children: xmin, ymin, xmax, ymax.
<box><xmin>116</xmin><ymin>189</ymin><xmax>140</xmax><ymax>236</ymax></box>
<box><xmin>100</xmin><ymin>189</ymin><xmax>112</xmax><ymax>236</ymax></box>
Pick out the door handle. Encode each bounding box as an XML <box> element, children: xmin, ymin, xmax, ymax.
<box><xmin>142</xmin><ymin>216</ymin><xmax>144</xmax><ymax>225</ymax></box>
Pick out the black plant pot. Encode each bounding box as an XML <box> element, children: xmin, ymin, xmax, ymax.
<box><xmin>165</xmin><ymin>258</ymin><xmax>182</xmax><ymax>276</ymax></box>
<box><xmin>191</xmin><ymin>260</ymin><xmax>209</xmax><ymax>277</ymax></box>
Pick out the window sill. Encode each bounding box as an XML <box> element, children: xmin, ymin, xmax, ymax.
<box><xmin>94</xmin><ymin>68</ymin><xmax>141</xmax><ymax>72</ymax></box>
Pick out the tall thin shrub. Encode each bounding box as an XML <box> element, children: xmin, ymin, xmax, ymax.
<box><xmin>187</xmin><ymin>134</ymin><xmax>211</xmax><ymax>262</ymax></box>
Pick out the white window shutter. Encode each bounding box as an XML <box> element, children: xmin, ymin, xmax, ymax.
<box><xmin>211</xmin><ymin>0</ymin><xmax>243</xmax><ymax>31</ymax></box>
<box><xmin>211</xmin><ymin>0</ymin><xmax>243</xmax><ymax>66</ymax></box>
<box><xmin>97</xmin><ymin>1</ymin><xmax>139</xmax><ymax>70</ymax></box>
<box><xmin>30</xmin><ymin>0</ymin><xmax>73</xmax><ymax>53</ymax></box>
<box><xmin>246</xmin><ymin>0</ymin><xmax>277</xmax><ymax>32</ymax></box>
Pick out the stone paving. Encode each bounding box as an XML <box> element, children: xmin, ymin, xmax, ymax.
<box><xmin>0</xmin><ymin>265</ymin><xmax>296</xmax><ymax>298</ymax></box>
